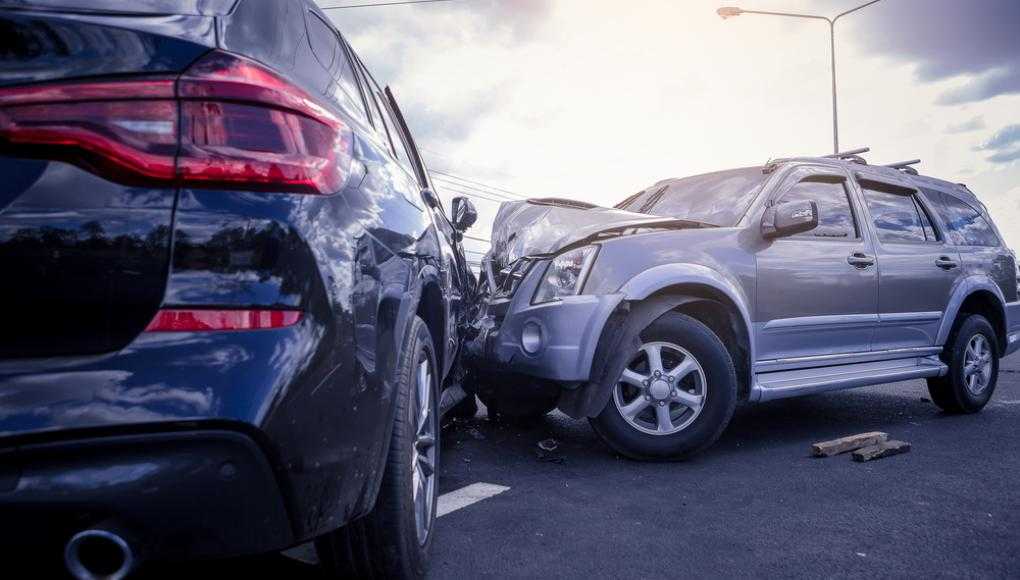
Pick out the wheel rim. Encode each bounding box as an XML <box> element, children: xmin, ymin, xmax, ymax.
<box><xmin>613</xmin><ymin>341</ymin><xmax>707</xmax><ymax>436</ymax></box>
<box><xmin>411</xmin><ymin>353</ymin><xmax>437</xmax><ymax>545</ymax></box>
<box><xmin>963</xmin><ymin>333</ymin><xmax>994</xmax><ymax>395</ymax></box>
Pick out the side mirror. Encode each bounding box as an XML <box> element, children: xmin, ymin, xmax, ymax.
<box><xmin>762</xmin><ymin>200</ymin><xmax>819</xmax><ymax>239</ymax></box>
<box><xmin>451</xmin><ymin>196</ymin><xmax>478</xmax><ymax>232</ymax></box>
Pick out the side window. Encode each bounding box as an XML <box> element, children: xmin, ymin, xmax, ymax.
<box><xmin>776</xmin><ymin>178</ymin><xmax>857</xmax><ymax>239</ymax></box>
<box><xmin>329</xmin><ymin>37</ymin><xmax>369</xmax><ymax>123</ymax></box>
<box><xmin>306</xmin><ymin>12</ymin><xmax>336</xmax><ymax>72</ymax></box>
<box><xmin>860</xmin><ymin>185</ymin><xmax>937</xmax><ymax>244</ymax></box>
<box><xmin>934</xmin><ymin>193</ymin><xmax>1000</xmax><ymax>247</ymax></box>
<box><xmin>362</xmin><ymin>71</ymin><xmax>419</xmax><ymax>183</ymax></box>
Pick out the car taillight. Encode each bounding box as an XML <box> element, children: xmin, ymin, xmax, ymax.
<box><xmin>145</xmin><ymin>309</ymin><xmax>302</xmax><ymax>332</ymax></box>
<box><xmin>0</xmin><ymin>51</ymin><xmax>353</xmax><ymax>195</ymax></box>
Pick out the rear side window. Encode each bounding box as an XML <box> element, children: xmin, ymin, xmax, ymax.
<box><xmin>860</xmin><ymin>186</ymin><xmax>938</xmax><ymax>244</ymax></box>
<box><xmin>307</xmin><ymin>13</ymin><xmax>369</xmax><ymax>123</ymax></box>
<box><xmin>306</xmin><ymin>13</ymin><xmax>336</xmax><ymax>71</ymax></box>
<box><xmin>360</xmin><ymin>66</ymin><xmax>420</xmax><ymax>183</ymax></box>
<box><xmin>776</xmin><ymin>178</ymin><xmax>857</xmax><ymax>239</ymax></box>
<box><xmin>934</xmin><ymin>193</ymin><xmax>1000</xmax><ymax>247</ymax></box>
<box><xmin>332</xmin><ymin>41</ymin><xmax>365</xmax><ymax>117</ymax></box>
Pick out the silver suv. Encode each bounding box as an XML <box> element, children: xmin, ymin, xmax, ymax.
<box><xmin>469</xmin><ymin>150</ymin><xmax>1020</xmax><ymax>460</ymax></box>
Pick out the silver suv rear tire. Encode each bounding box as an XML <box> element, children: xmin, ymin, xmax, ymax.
<box><xmin>928</xmin><ymin>314</ymin><xmax>999</xmax><ymax>414</ymax></box>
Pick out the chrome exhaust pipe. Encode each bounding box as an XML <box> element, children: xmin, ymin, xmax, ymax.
<box><xmin>64</xmin><ymin>529</ymin><xmax>136</xmax><ymax>580</ymax></box>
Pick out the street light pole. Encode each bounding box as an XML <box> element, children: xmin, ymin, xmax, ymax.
<box><xmin>717</xmin><ymin>1</ymin><xmax>882</xmax><ymax>154</ymax></box>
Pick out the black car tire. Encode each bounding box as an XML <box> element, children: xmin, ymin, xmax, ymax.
<box><xmin>316</xmin><ymin>316</ymin><xmax>439</xmax><ymax>579</ymax></box>
<box><xmin>927</xmin><ymin>314</ymin><xmax>999</xmax><ymax>414</ymax></box>
<box><xmin>589</xmin><ymin>312</ymin><xmax>737</xmax><ymax>461</ymax></box>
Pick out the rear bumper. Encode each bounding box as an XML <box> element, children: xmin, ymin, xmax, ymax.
<box><xmin>1005</xmin><ymin>301</ymin><xmax>1020</xmax><ymax>356</ymax></box>
<box><xmin>0</xmin><ymin>429</ymin><xmax>293</xmax><ymax>561</ymax></box>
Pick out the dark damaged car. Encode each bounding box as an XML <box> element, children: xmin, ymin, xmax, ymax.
<box><xmin>468</xmin><ymin>152</ymin><xmax>1020</xmax><ymax>460</ymax></box>
<box><xmin>0</xmin><ymin>1</ymin><xmax>477</xmax><ymax>578</ymax></box>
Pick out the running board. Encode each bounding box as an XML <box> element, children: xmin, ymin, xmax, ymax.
<box><xmin>749</xmin><ymin>356</ymin><xmax>947</xmax><ymax>403</ymax></box>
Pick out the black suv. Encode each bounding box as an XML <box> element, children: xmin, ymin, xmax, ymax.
<box><xmin>0</xmin><ymin>1</ymin><xmax>477</xmax><ymax>577</ymax></box>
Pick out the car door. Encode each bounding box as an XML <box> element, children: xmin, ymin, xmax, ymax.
<box><xmin>927</xmin><ymin>190</ymin><xmax>1017</xmax><ymax>303</ymax></box>
<box><xmin>755</xmin><ymin>165</ymin><xmax>879</xmax><ymax>362</ymax></box>
<box><xmin>383</xmin><ymin>86</ymin><xmax>471</xmax><ymax>378</ymax></box>
<box><xmin>854</xmin><ymin>175</ymin><xmax>961</xmax><ymax>350</ymax></box>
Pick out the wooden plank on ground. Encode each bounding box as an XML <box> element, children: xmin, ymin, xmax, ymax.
<box><xmin>811</xmin><ymin>432</ymin><xmax>888</xmax><ymax>457</ymax></box>
<box><xmin>852</xmin><ymin>440</ymin><xmax>911</xmax><ymax>462</ymax></box>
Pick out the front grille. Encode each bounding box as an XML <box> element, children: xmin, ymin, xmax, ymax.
<box><xmin>492</xmin><ymin>258</ymin><xmax>536</xmax><ymax>299</ymax></box>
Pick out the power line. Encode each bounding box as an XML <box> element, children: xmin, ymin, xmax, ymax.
<box><xmin>321</xmin><ymin>0</ymin><xmax>464</xmax><ymax>9</ymax></box>
<box><xmin>430</xmin><ymin>169</ymin><xmax>529</xmax><ymax>200</ymax></box>
<box><xmin>432</xmin><ymin>180</ymin><xmax>511</xmax><ymax>205</ymax></box>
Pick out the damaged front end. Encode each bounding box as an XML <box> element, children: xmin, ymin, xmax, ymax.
<box><xmin>463</xmin><ymin>198</ymin><xmax>707</xmax><ymax>417</ymax></box>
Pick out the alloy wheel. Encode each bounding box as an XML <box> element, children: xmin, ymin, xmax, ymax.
<box><xmin>613</xmin><ymin>341</ymin><xmax>707</xmax><ymax>436</ymax></box>
<box><xmin>963</xmin><ymin>333</ymin><xmax>994</xmax><ymax>395</ymax></box>
<box><xmin>411</xmin><ymin>354</ymin><xmax>437</xmax><ymax>545</ymax></box>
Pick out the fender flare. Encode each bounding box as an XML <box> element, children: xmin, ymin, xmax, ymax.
<box><xmin>936</xmin><ymin>274</ymin><xmax>1007</xmax><ymax>347</ymax></box>
<box><xmin>359</xmin><ymin>262</ymin><xmax>442</xmax><ymax>517</ymax></box>
<box><xmin>559</xmin><ymin>264</ymin><xmax>755</xmax><ymax>419</ymax></box>
<box><xmin>620</xmin><ymin>263</ymin><xmax>755</xmax><ymax>366</ymax></box>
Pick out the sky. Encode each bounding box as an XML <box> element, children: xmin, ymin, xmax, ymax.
<box><xmin>318</xmin><ymin>0</ymin><xmax>1020</xmax><ymax>257</ymax></box>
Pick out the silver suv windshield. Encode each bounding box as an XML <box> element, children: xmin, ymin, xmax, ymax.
<box><xmin>616</xmin><ymin>167</ymin><xmax>768</xmax><ymax>227</ymax></box>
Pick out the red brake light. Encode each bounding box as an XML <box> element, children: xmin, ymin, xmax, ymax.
<box><xmin>0</xmin><ymin>79</ymin><xmax>178</xmax><ymax>184</ymax></box>
<box><xmin>145</xmin><ymin>309</ymin><xmax>302</xmax><ymax>332</ymax></box>
<box><xmin>0</xmin><ymin>51</ymin><xmax>353</xmax><ymax>195</ymax></box>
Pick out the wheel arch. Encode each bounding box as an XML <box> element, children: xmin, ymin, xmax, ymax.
<box><xmin>559</xmin><ymin>266</ymin><xmax>754</xmax><ymax>418</ymax></box>
<box><xmin>938</xmin><ymin>276</ymin><xmax>1007</xmax><ymax>355</ymax></box>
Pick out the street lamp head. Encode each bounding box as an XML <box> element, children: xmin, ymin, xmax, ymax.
<box><xmin>716</xmin><ymin>6</ymin><xmax>743</xmax><ymax>19</ymax></box>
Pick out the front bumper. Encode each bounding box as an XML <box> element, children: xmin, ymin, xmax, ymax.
<box><xmin>473</xmin><ymin>262</ymin><xmax>623</xmax><ymax>382</ymax></box>
<box><xmin>1005</xmin><ymin>301</ymin><xmax>1020</xmax><ymax>356</ymax></box>
<box><xmin>0</xmin><ymin>429</ymin><xmax>293</xmax><ymax>561</ymax></box>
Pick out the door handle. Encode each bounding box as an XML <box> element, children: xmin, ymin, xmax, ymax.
<box><xmin>847</xmin><ymin>252</ymin><xmax>875</xmax><ymax>268</ymax></box>
<box><xmin>935</xmin><ymin>256</ymin><xmax>959</xmax><ymax>270</ymax></box>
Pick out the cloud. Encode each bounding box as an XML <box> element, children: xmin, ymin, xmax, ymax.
<box><xmin>323</xmin><ymin>0</ymin><xmax>552</xmax><ymax>146</ymax></box>
<box><xmin>981</xmin><ymin>124</ymin><xmax>1020</xmax><ymax>151</ymax></box>
<box><xmin>936</xmin><ymin>68</ymin><xmax>1020</xmax><ymax>105</ymax></box>
<box><xmin>976</xmin><ymin>124</ymin><xmax>1020</xmax><ymax>164</ymax></box>
<box><xmin>851</xmin><ymin>0</ymin><xmax>1020</xmax><ymax>104</ymax></box>
<box><xmin>945</xmin><ymin>116</ymin><xmax>985</xmax><ymax>134</ymax></box>
<box><xmin>987</xmin><ymin>149</ymin><xmax>1020</xmax><ymax>164</ymax></box>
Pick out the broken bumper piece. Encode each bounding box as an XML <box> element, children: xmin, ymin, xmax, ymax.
<box><xmin>469</xmin><ymin>261</ymin><xmax>623</xmax><ymax>383</ymax></box>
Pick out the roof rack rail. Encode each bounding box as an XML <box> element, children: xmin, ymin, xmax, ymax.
<box><xmin>762</xmin><ymin>147</ymin><xmax>870</xmax><ymax>174</ymax></box>
<box><xmin>884</xmin><ymin>159</ymin><xmax>920</xmax><ymax>175</ymax></box>
<box><xmin>823</xmin><ymin>147</ymin><xmax>870</xmax><ymax>159</ymax></box>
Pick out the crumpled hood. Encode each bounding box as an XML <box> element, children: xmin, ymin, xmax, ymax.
<box><xmin>488</xmin><ymin>198</ymin><xmax>699</xmax><ymax>270</ymax></box>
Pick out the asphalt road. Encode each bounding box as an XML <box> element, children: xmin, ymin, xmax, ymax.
<box><xmin>147</xmin><ymin>353</ymin><xmax>1020</xmax><ymax>579</ymax></box>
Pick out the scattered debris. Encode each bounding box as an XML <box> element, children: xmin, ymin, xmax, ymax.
<box><xmin>535</xmin><ymin>449</ymin><xmax>565</xmax><ymax>464</ymax></box>
<box><xmin>812</xmin><ymin>432</ymin><xmax>888</xmax><ymax>457</ymax></box>
<box><xmin>467</xmin><ymin>427</ymin><xmax>486</xmax><ymax>441</ymax></box>
<box><xmin>852</xmin><ymin>440</ymin><xmax>911</xmax><ymax>462</ymax></box>
<box><xmin>535</xmin><ymin>442</ymin><xmax>565</xmax><ymax>463</ymax></box>
<box><xmin>537</xmin><ymin>438</ymin><xmax>559</xmax><ymax>452</ymax></box>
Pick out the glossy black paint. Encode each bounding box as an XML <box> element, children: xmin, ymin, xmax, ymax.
<box><xmin>0</xmin><ymin>0</ymin><xmax>474</xmax><ymax>561</ymax></box>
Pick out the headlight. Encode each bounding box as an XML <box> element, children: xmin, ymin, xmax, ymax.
<box><xmin>532</xmin><ymin>245</ymin><xmax>599</xmax><ymax>304</ymax></box>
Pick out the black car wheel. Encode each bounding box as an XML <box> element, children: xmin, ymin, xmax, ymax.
<box><xmin>317</xmin><ymin>316</ymin><xmax>439</xmax><ymax>579</ymax></box>
<box><xmin>589</xmin><ymin>312</ymin><xmax>737</xmax><ymax>461</ymax></box>
<box><xmin>928</xmin><ymin>314</ymin><xmax>999</xmax><ymax>414</ymax></box>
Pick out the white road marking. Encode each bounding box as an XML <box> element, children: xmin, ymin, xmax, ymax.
<box><xmin>437</xmin><ymin>482</ymin><xmax>510</xmax><ymax>517</ymax></box>
<box><xmin>281</xmin><ymin>482</ymin><xmax>509</xmax><ymax>565</ymax></box>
